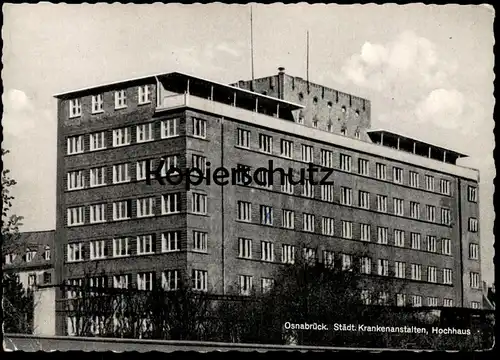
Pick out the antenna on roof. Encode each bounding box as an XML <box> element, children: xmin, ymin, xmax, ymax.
<box><xmin>250</xmin><ymin>5</ymin><xmax>255</xmax><ymax>91</ymax></box>
<box><xmin>306</xmin><ymin>30</ymin><xmax>310</xmax><ymax>94</ymax></box>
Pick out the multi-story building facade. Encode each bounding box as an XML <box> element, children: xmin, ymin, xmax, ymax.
<box><xmin>53</xmin><ymin>68</ymin><xmax>482</xmax><ymax>334</ymax></box>
<box><xmin>2</xmin><ymin>230</ymin><xmax>55</xmax><ymax>290</ymax></box>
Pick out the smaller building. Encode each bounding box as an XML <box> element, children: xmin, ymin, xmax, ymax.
<box><xmin>2</xmin><ymin>230</ymin><xmax>55</xmax><ymax>290</ymax></box>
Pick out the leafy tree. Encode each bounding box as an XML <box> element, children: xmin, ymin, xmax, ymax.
<box><xmin>2</xmin><ymin>273</ymin><xmax>34</xmax><ymax>333</ymax></box>
<box><xmin>1</xmin><ymin>148</ymin><xmax>24</xmax><ymax>253</ymax></box>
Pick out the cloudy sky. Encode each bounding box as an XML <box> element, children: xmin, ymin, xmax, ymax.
<box><xmin>2</xmin><ymin>4</ymin><xmax>494</xmax><ymax>284</ymax></box>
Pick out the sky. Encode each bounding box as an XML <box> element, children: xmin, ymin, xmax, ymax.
<box><xmin>2</xmin><ymin>4</ymin><xmax>495</xmax><ymax>285</ymax></box>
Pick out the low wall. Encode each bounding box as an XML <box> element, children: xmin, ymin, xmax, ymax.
<box><xmin>4</xmin><ymin>334</ymin><xmax>409</xmax><ymax>352</ymax></box>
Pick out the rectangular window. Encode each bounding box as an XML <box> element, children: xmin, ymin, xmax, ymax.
<box><xmin>67</xmin><ymin>243</ymin><xmax>83</xmax><ymax>262</ymax></box>
<box><xmin>137</xmin><ymin>197</ymin><xmax>155</xmax><ymax>217</ymax></box>
<box><xmin>67</xmin><ymin>206</ymin><xmax>84</xmax><ymax>226</ymax></box>
<box><xmin>303</xmin><ymin>213</ymin><xmax>315</xmax><ymax>232</ymax></box>
<box><xmin>25</xmin><ymin>249</ymin><xmax>36</xmax><ymax>263</ymax></box>
<box><xmin>411</xmin><ymin>233</ymin><xmax>421</xmax><ymax>250</ymax></box>
<box><xmin>428</xmin><ymin>297</ymin><xmax>438</xmax><ymax>307</ymax></box>
<box><xmin>281</xmin><ymin>174</ymin><xmax>294</xmax><ymax>194</ymax></box>
<box><xmin>112</xmin><ymin>238</ymin><xmax>129</xmax><ymax>257</ymax></box>
<box><xmin>411</xmin><ymin>295</ymin><xmax>422</xmax><ymax>307</ymax></box>
<box><xmin>359</xmin><ymin>191</ymin><xmax>370</xmax><ymax>209</ymax></box>
<box><xmin>161</xmin><ymin>118</ymin><xmax>179</xmax><ymax>138</ymax></box>
<box><xmin>469</xmin><ymin>243</ymin><xmax>479</xmax><ymax>260</ymax></box>
<box><xmin>395</xmin><ymin>261</ymin><xmax>406</xmax><ymax>279</ymax></box>
<box><xmin>396</xmin><ymin>294</ymin><xmax>407</xmax><ymax>307</ymax></box>
<box><xmin>393</xmin><ymin>198</ymin><xmax>404</xmax><ymax>216</ymax></box>
<box><xmin>440</xmin><ymin>179</ymin><xmax>451</xmax><ymax>195</ymax></box>
<box><xmin>443</xmin><ymin>268</ymin><xmax>453</xmax><ymax>285</ymax></box>
<box><xmin>89</xmin><ymin>131</ymin><xmax>106</xmax><ymax>151</ymax></box>
<box><xmin>442</xmin><ymin>238</ymin><xmax>451</xmax><ymax>255</ymax></box>
<box><xmin>162</xmin><ymin>193</ymin><xmax>181</xmax><ymax>214</ymax></box>
<box><xmin>443</xmin><ymin>299</ymin><xmax>453</xmax><ymax>307</ymax></box>
<box><xmin>237</xmin><ymin>128</ymin><xmax>250</xmax><ymax>148</ymax></box>
<box><xmin>358</xmin><ymin>158</ymin><xmax>369</xmax><ymax>176</ymax></box>
<box><xmin>281</xmin><ymin>244</ymin><xmax>295</xmax><ymax>264</ymax></box>
<box><xmin>281</xmin><ymin>139</ymin><xmax>294</xmax><ymax>158</ymax></box>
<box><xmin>378</xmin><ymin>259</ymin><xmax>389</xmax><ymax>276</ymax></box>
<box><xmin>470</xmin><ymin>272</ymin><xmax>480</xmax><ymax>288</ymax></box>
<box><xmin>342</xmin><ymin>254</ymin><xmax>353</xmax><ymax>271</ymax></box>
<box><xmin>303</xmin><ymin>248</ymin><xmax>316</xmax><ymax>264</ymax></box>
<box><xmin>161</xmin><ymin>155</ymin><xmax>180</xmax><ymax>177</ymax></box>
<box><xmin>67</xmin><ymin>135</ymin><xmax>84</xmax><ymax>155</ymax></box>
<box><xmin>44</xmin><ymin>246</ymin><xmax>51</xmax><ymax>261</ymax></box>
<box><xmin>193</xmin><ymin>231</ymin><xmax>207</xmax><ymax>252</ymax></box>
<box><xmin>260</xmin><ymin>205</ymin><xmax>273</xmax><ymax>225</ymax></box>
<box><xmin>468</xmin><ymin>186</ymin><xmax>478</xmax><ymax>202</ymax></box>
<box><xmin>441</xmin><ymin>208</ymin><xmax>451</xmax><ymax>226</ymax></box>
<box><xmin>114</xmin><ymin>90</ymin><xmax>127</xmax><ymax>109</ymax></box>
<box><xmin>426</xmin><ymin>236</ymin><xmax>437</xmax><ymax>252</ymax></box>
<box><xmin>238</xmin><ymin>238</ymin><xmax>252</xmax><ymax>259</ymax></box>
<box><xmin>377</xmin><ymin>227</ymin><xmax>388</xmax><ymax>244</ymax></box>
<box><xmin>162</xmin><ymin>270</ymin><xmax>179</xmax><ymax>291</ymax></box>
<box><xmin>112</xmin><ymin>200</ymin><xmax>131</xmax><ymax>220</ymax></box>
<box><xmin>340</xmin><ymin>187</ymin><xmax>352</xmax><ymax>205</ymax></box>
<box><xmin>394</xmin><ymin>229</ymin><xmax>405</xmax><ymax>247</ymax></box>
<box><xmin>137</xmin><ymin>123</ymin><xmax>154</xmax><ymax>143</ymax></box>
<box><xmin>239</xmin><ymin>275</ymin><xmax>253</xmax><ymax>296</ymax></box>
<box><xmin>261</xmin><ymin>241</ymin><xmax>274</xmax><ymax>262</ymax></box>
<box><xmin>321</xmin><ymin>184</ymin><xmax>334</xmax><ymax>202</ymax></box>
<box><xmin>320</xmin><ymin>149</ymin><xmax>333</xmax><ymax>168</ymax></box>
<box><xmin>192</xmin><ymin>193</ymin><xmax>207</xmax><ymax>214</ymax></box>
<box><xmin>237</xmin><ymin>201</ymin><xmax>252</xmax><ymax>222</ymax></box>
<box><xmin>256</xmin><ymin>170</ymin><xmax>272</xmax><ymax>189</ymax></box>
<box><xmin>360</xmin><ymin>223</ymin><xmax>371</xmax><ymax>242</ymax></box>
<box><xmin>301</xmin><ymin>144</ymin><xmax>313</xmax><ymax>162</ymax></box>
<box><xmin>471</xmin><ymin>301</ymin><xmax>481</xmax><ymax>309</ymax></box>
<box><xmin>377</xmin><ymin>195</ymin><xmax>387</xmax><ymax>212</ymax></box>
<box><xmin>261</xmin><ymin>278</ymin><xmax>274</xmax><ymax>294</ymax></box>
<box><xmin>360</xmin><ymin>257</ymin><xmax>372</xmax><ymax>274</ymax></box>
<box><xmin>259</xmin><ymin>134</ymin><xmax>273</xmax><ymax>153</ymax></box>
<box><xmin>282</xmin><ymin>210</ymin><xmax>295</xmax><ymax>229</ymax></box>
<box><xmin>427</xmin><ymin>266</ymin><xmax>437</xmax><ymax>283</ymax></box>
<box><xmin>425</xmin><ymin>175</ymin><xmax>435</xmax><ymax>191</ymax></box>
<box><xmin>426</xmin><ymin>205</ymin><xmax>436</xmax><ymax>222</ymax></box>
<box><xmin>409</xmin><ymin>171</ymin><xmax>419</xmax><ymax>188</ymax></box>
<box><xmin>342</xmin><ymin>220</ymin><xmax>353</xmax><ymax>239</ymax></box>
<box><xmin>137</xmin><ymin>272</ymin><xmax>154</xmax><ymax>291</ymax></box>
<box><xmin>161</xmin><ymin>231</ymin><xmax>179</xmax><ymax>252</ymax></box>
<box><xmin>302</xmin><ymin>179</ymin><xmax>314</xmax><ymax>198</ymax></box>
<box><xmin>67</xmin><ymin>170</ymin><xmax>85</xmax><ymax>190</ymax></box>
<box><xmin>323</xmin><ymin>250</ymin><xmax>334</xmax><ymax>269</ymax></box>
<box><xmin>112</xmin><ymin>127</ymin><xmax>131</xmax><ymax>147</ymax></box>
<box><xmin>411</xmin><ymin>264</ymin><xmax>422</xmax><ymax>281</ymax></box>
<box><xmin>69</xmin><ymin>98</ymin><xmax>82</xmax><ymax>118</ymax></box>
<box><xmin>89</xmin><ymin>240</ymin><xmax>106</xmax><ymax>260</ymax></box>
<box><xmin>136</xmin><ymin>160</ymin><xmax>154</xmax><ymax>181</ymax></box>
<box><xmin>112</xmin><ymin>163</ymin><xmax>130</xmax><ymax>183</ymax></box>
<box><xmin>91</xmin><ymin>94</ymin><xmax>103</xmax><ymax>113</ymax></box>
<box><xmin>89</xmin><ymin>166</ymin><xmax>106</xmax><ymax>187</ymax></box>
<box><xmin>361</xmin><ymin>290</ymin><xmax>371</xmax><ymax>305</ymax></box>
<box><xmin>468</xmin><ymin>218</ymin><xmax>478</xmax><ymax>232</ymax></box>
<box><xmin>339</xmin><ymin>154</ymin><xmax>352</xmax><ymax>172</ymax></box>
<box><xmin>112</xmin><ymin>275</ymin><xmax>131</xmax><ymax>290</ymax></box>
<box><xmin>322</xmin><ymin>217</ymin><xmax>335</xmax><ymax>236</ymax></box>
<box><xmin>393</xmin><ymin>167</ymin><xmax>403</xmax><ymax>184</ymax></box>
<box><xmin>410</xmin><ymin>202</ymin><xmax>420</xmax><ymax>219</ymax></box>
<box><xmin>191</xmin><ymin>154</ymin><xmax>206</xmax><ymax>175</ymax></box>
<box><xmin>89</xmin><ymin>203</ymin><xmax>106</xmax><ymax>223</ymax></box>
<box><xmin>138</xmin><ymin>85</ymin><xmax>151</xmax><ymax>104</ymax></box>
<box><xmin>376</xmin><ymin>163</ymin><xmax>386</xmax><ymax>180</ymax></box>
<box><xmin>137</xmin><ymin>235</ymin><xmax>154</xmax><ymax>255</ymax></box>
<box><xmin>193</xmin><ymin>118</ymin><xmax>207</xmax><ymax>138</ymax></box>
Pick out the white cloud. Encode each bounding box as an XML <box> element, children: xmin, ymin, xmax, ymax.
<box><xmin>415</xmin><ymin>88</ymin><xmax>465</xmax><ymax>129</ymax></box>
<box><xmin>2</xmin><ymin>89</ymin><xmax>36</xmax><ymax>136</ymax></box>
<box><xmin>4</xmin><ymin>88</ymin><xmax>31</xmax><ymax>112</ymax></box>
<box><xmin>215</xmin><ymin>42</ymin><xmax>241</xmax><ymax>58</ymax></box>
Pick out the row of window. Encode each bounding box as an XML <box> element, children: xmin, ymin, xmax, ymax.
<box><xmin>66</xmin><ymin>192</ymin><xmax>205</xmax><ymax>226</ymax></box>
<box><xmin>4</xmin><ymin>246</ymin><xmax>51</xmax><ymax>265</ymax></box>
<box><xmin>66</xmin><ymin>117</ymin><xmax>205</xmax><ymax>155</ymax></box>
<box><xmin>237</xmin><ymin>201</ymin><xmax>479</xmax><ymax>245</ymax></box>
<box><xmin>237</xmin><ymin>129</ymin><xmax>478</xmax><ymax>200</ymax></box>
<box><xmin>66</xmin><ymin>231</ymin><xmax>207</xmax><ymax>262</ymax></box>
<box><xmin>68</xmin><ymin>85</ymin><xmax>152</xmax><ymax>118</ymax></box>
<box><xmin>66</xmin><ymin>269</ymin><xmax>207</xmax><ymax>294</ymax></box>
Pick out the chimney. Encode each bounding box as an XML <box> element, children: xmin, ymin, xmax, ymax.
<box><xmin>277</xmin><ymin>67</ymin><xmax>286</xmax><ymax>100</ymax></box>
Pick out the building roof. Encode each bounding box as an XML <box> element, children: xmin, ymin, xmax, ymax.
<box><xmin>2</xmin><ymin>230</ymin><xmax>55</xmax><ymax>271</ymax></box>
<box><xmin>53</xmin><ymin>71</ymin><xmax>304</xmax><ymax>110</ymax></box>
<box><xmin>367</xmin><ymin>129</ymin><xmax>468</xmax><ymax>158</ymax></box>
